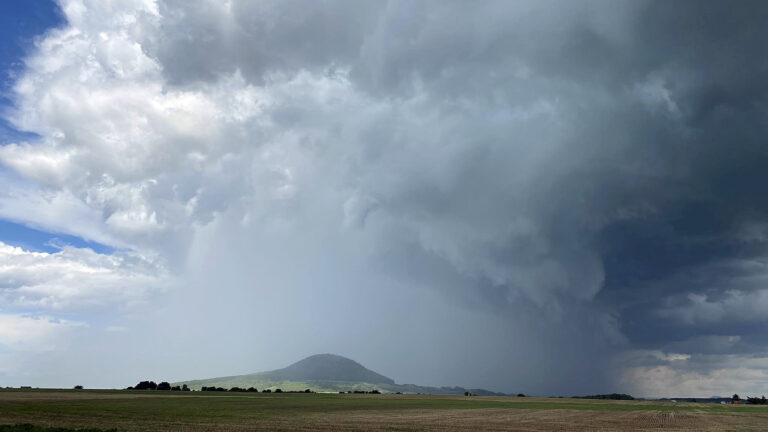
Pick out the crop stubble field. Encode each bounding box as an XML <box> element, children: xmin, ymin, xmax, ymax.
<box><xmin>0</xmin><ymin>389</ymin><xmax>767</xmax><ymax>431</ymax></box>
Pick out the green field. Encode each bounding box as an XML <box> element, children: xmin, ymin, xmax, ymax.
<box><xmin>1</xmin><ymin>389</ymin><xmax>766</xmax><ymax>431</ymax></box>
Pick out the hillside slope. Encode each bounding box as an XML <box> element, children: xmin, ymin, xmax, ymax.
<box><xmin>260</xmin><ymin>354</ymin><xmax>394</xmax><ymax>384</ymax></box>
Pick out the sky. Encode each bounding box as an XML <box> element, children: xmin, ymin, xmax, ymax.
<box><xmin>0</xmin><ymin>0</ymin><xmax>767</xmax><ymax>398</ymax></box>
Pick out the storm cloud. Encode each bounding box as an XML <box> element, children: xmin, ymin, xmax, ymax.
<box><xmin>1</xmin><ymin>0</ymin><xmax>768</xmax><ymax>397</ymax></box>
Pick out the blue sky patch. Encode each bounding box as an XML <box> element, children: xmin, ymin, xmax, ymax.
<box><xmin>0</xmin><ymin>0</ymin><xmax>63</xmax><ymax>89</ymax></box>
<box><xmin>0</xmin><ymin>219</ymin><xmax>114</xmax><ymax>254</ymax></box>
<box><xmin>0</xmin><ymin>1</ymin><xmax>62</xmax><ymax>145</ymax></box>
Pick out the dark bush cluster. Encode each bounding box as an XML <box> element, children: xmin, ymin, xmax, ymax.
<box><xmin>131</xmin><ymin>381</ymin><xmax>157</xmax><ymax>390</ymax></box>
<box><xmin>733</xmin><ymin>394</ymin><xmax>767</xmax><ymax>405</ymax></box>
<box><xmin>201</xmin><ymin>386</ymin><xmax>227</xmax><ymax>392</ymax></box>
<box><xmin>573</xmin><ymin>393</ymin><xmax>634</xmax><ymax>400</ymax></box>
<box><xmin>345</xmin><ymin>389</ymin><xmax>381</xmax><ymax>394</ymax></box>
<box><xmin>127</xmin><ymin>382</ymin><xmax>319</xmax><ymax>393</ymax></box>
<box><xmin>202</xmin><ymin>386</ymin><xmax>275</xmax><ymax>392</ymax></box>
<box><xmin>271</xmin><ymin>389</ymin><xmax>313</xmax><ymax>393</ymax></box>
<box><xmin>128</xmin><ymin>381</ymin><xmax>189</xmax><ymax>391</ymax></box>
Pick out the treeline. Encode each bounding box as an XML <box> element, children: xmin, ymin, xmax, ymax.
<box><xmin>126</xmin><ymin>381</ymin><xmax>189</xmax><ymax>391</ymax></box>
<box><xmin>201</xmin><ymin>386</ymin><xmax>257</xmax><ymax>392</ymax></box>
<box><xmin>195</xmin><ymin>386</ymin><xmax>314</xmax><ymax>393</ymax></box>
<box><xmin>124</xmin><ymin>382</ymin><xmax>389</xmax><ymax>394</ymax></box>
<box><xmin>127</xmin><ymin>381</ymin><xmax>319</xmax><ymax>393</ymax></box>
<box><xmin>573</xmin><ymin>393</ymin><xmax>634</xmax><ymax>400</ymax></box>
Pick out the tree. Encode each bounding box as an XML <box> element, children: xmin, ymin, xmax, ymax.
<box><xmin>134</xmin><ymin>381</ymin><xmax>157</xmax><ymax>390</ymax></box>
<box><xmin>247</xmin><ymin>387</ymin><xmax>258</xmax><ymax>392</ymax></box>
<box><xmin>182</xmin><ymin>384</ymin><xmax>190</xmax><ymax>391</ymax></box>
<box><xmin>74</xmin><ymin>385</ymin><xmax>83</xmax><ymax>390</ymax></box>
<box><xmin>274</xmin><ymin>388</ymin><xmax>283</xmax><ymax>393</ymax></box>
<box><xmin>157</xmin><ymin>382</ymin><xmax>171</xmax><ymax>391</ymax></box>
<box><xmin>733</xmin><ymin>394</ymin><xmax>740</xmax><ymax>403</ymax></box>
<box><xmin>171</xmin><ymin>386</ymin><xmax>181</xmax><ymax>391</ymax></box>
<box><xmin>517</xmin><ymin>393</ymin><xmax>526</xmax><ymax>398</ymax></box>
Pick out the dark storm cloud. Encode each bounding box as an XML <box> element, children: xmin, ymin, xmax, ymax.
<box><xmin>141</xmin><ymin>0</ymin><xmax>768</xmax><ymax>394</ymax></box>
<box><xmin>4</xmin><ymin>0</ymin><xmax>768</xmax><ymax>396</ymax></box>
<box><xmin>154</xmin><ymin>0</ymin><xmax>385</xmax><ymax>85</ymax></box>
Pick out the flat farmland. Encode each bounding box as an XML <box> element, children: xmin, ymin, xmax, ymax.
<box><xmin>1</xmin><ymin>389</ymin><xmax>767</xmax><ymax>431</ymax></box>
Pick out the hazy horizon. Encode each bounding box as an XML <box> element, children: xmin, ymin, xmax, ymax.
<box><xmin>1</xmin><ymin>0</ymin><xmax>768</xmax><ymax>399</ymax></box>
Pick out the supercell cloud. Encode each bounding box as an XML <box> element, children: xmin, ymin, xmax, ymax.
<box><xmin>1</xmin><ymin>0</ymin><xmax>768</xmax><ymax>397</ymax></box>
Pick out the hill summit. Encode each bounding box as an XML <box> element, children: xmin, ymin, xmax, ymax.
<box><xmin>261</xmin><ymin>354</ymin><xmax>394</xmax><ymax>384</ymax></box>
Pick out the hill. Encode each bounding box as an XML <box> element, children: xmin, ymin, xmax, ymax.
<box><xmin>175</xmin><ymin>353</ymin><xmax>506</xmax><ymax>396</ymax></box>
<box><xmin>259</xmin><ymin>354</ymin><xmax>394</xmax><ymax>384</ymax></box>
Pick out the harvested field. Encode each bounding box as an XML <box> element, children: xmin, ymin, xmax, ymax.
<box><xmin>1</xmin><ymin>389</ymin><xmax>766</xmax><ymax>431</ymax></box>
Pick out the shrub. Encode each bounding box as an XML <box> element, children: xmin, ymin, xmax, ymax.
<box><xmin>574</xmin><ymin>393</ymin><xmax>634</xmax><ymax>401</ymax></box>
<box><xmin>201</xmin><ymin>386</ymin><xmax>226</xmax><ymax>392</ymax></box>
<box><xmin>133</xmin><ymin>381</ymin><xmax>157</xmax><ymax>390</ymax></box>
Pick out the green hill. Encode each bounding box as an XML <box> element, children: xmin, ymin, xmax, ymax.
<box><xmin>260</xmin><ymin>354</ymin><xmax>394</xmax><ymax>384</ymax></box>
<box><xmin>174</xmin><ymin>353</ymin><xmax>506</xmax><ymax>396</ymax></box>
